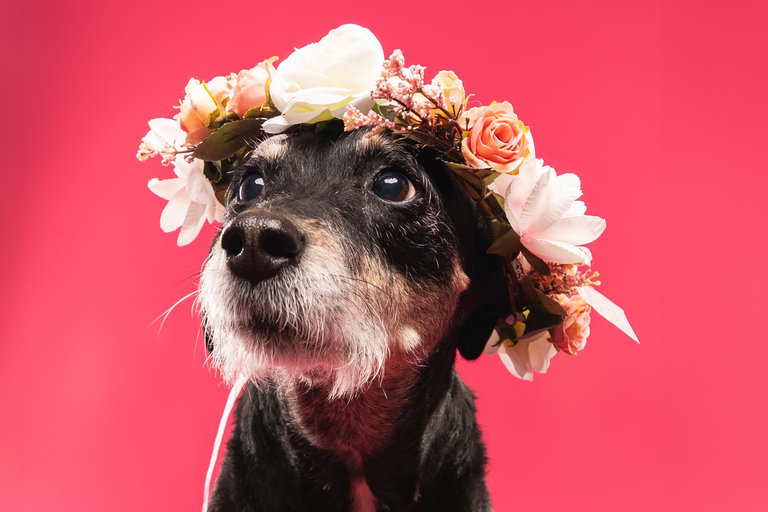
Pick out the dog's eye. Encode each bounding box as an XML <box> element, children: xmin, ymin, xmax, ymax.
<box><xmin>239</xmin><ymin>172</ymin><xmax>265</xmax><ymax>202</ymax></box>
<box><xmin>372</xmin><ymin>170</ymin><xmax>415</xmax><ymax>202</ymax></box>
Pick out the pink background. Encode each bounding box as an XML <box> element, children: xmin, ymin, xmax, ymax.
<box><xmin>2</xmin><ymin>0</ymin><xmax>767</xmax><ymax>510</ymax></box>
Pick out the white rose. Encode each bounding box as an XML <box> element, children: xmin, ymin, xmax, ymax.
<box><xmin>263</xmin><ymin>24</ymin><xmax>385</xmax><ymax>133</ymax></box>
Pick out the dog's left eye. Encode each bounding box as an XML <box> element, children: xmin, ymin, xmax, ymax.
<box><xmin>239</xmin><ymin>172</ymin><xmax>265</xmax><ymax>202</ymax></box>
<box><xmin>373</xmin><ymin>170</ymin><xmax>415</xmax><ymax>202</ymax></box>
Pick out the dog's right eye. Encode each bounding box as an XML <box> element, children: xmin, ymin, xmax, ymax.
<box><xmin>239</xmin><ymin>172</ymin><xmax>265</xmax><ymax>202</ymax></box>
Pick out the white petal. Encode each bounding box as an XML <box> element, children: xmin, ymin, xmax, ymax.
<box><xmin>563</xmin><ymin>200</ymin><xmax>587</xmax><ymax>217</ymax></box>
<box><xmin>579</xmin><ymin>286</ymin><xmax>639</xmax><ymax>343</ymax></box>
<box><xmin>498</xmin><ymin>340</ymin><xmax>533</xmax><ymax>381</ymax></box>
<box><xmin>517</xmin><ymin>169</ymin><xmax>551</xmax><ymax>232</ymax></box>
<box><xmin>184</xmin><ymin>166</ymin><xmax>217</xmax><ymax>205</ymax></box>
<box><xmin>490</xmin><ymin>172</ymin><xmax>515</xmax><ymax>198</ymax></box>
<box><xmin>176</xmin><ymin>201</ymin><xmax>207</xmax><ymax>246</ymax></box>
<box><xmin>504</xmin><ymin>159</ymin><xmax>540</xmax><ymax>223</ymax></box>
<box><xmin>282</xmin><ymin>88</ymin><xmax>353</xmax><ymax>111</ymax></box>
<box><xmin>537</xmin><ymin>215</ymin><xmax>607</xmax><ymax>246</ymax></box>
<box><xmin>329</xmin><ymin>93</ymin><xmax>375</xmax><ymax>118</ymax></box>
<box><xmin>483</xmin><ymin>330</ymin><xmax>501</xmax><ymax>355</ymax></box>
<box><xmin>160</xmin><ymin>187</ymin><xmax>192</xmax><ymax>233</ymax></box>
<box><xmin>148</xmin><ymin>177</ymin><xmax>185</xmax><ymax>201</ymax></box>
<box><xmin>528</xmin><ymin>172</ymin><xmax>582</xmax><ymax>235</ymax></box>
<box><xmin>527</xmin><ymin>332</ymin><xmax>558</xmax><ymax>373</ymax></box>
<box><xmin>521</xmin><ymin>236</ymin><xmax>592</xmax><ymax>265</ymax></box>
<box><xmin>147</xmin><ymin>118</ymin><xmax>186</xmax><ymax>146</ymax></box>
<box><xmin>262</xmin><ymin>115</ymin><xmax>292</xmax><ymax>134</ymax></box>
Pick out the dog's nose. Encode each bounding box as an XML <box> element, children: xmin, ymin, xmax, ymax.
<box><xmin>221</xmin><ymin>212</ymin><xmax>304</xmax><ymax>284</ymax></box>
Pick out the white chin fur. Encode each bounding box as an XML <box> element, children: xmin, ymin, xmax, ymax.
<box><xmin>198</xmin><ymin>239</ymin><xmax>393</xmax><ymax>398</ymax></box>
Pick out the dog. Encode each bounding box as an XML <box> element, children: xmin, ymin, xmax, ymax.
<box><xmin>198</xmin><ymin>126</ymin><xmax>510</xmax><ymax>512</ymax></box>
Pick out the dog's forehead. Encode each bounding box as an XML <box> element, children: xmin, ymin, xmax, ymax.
<box><xmin>251</xmin><ymin>131</ymin><xmax>404</xmax><ymax>170</ymax></box>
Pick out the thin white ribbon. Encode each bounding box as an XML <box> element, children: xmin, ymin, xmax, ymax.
<box><xmin>202</xmin><ymin>374</ymin><xmax>249</xmax><ymax>512</ymax></box>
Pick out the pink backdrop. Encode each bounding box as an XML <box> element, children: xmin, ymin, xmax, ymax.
<box><xmin>2</xmin><ymin>0</ymin><xmax>767</xmax><ymax>510</ymax></box>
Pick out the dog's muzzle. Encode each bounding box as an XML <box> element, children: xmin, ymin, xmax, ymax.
<box><xmin>220</xmin><ymin>211</ymin><xmax>304</xmax><ymax>284</ymax></box>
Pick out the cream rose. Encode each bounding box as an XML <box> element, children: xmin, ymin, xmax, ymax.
<box><xmin>228</xmin><ymin>58</ymin><xmax>277</xmax><ymax>118</ymax></box>
<box><xmin>432</xmin><ymin>70</ymin><xmax>465</xmax><ymax>114</ymax></box>
<box><xmin>178</xmin><ymin>74</ymin><xmax>236</xmax><ymax>144</ymax></box>
<box><xmin>263</xmin><ymin>24</ymin><xmax>385</xmax><ymax>133</ymax></box>
<box><xmin>551</xmin><ymin>294</ymin><xmax>592</xmax><ymax>355</ymax></box>
<box><xmin>460</xmin><ymin>101</ymin><xmax>531</xmax><ymax>173</ymax></box>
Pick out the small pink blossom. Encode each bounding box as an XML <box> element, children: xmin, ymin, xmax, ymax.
<box><xmin>551</xmin><ymin>293</ymin><xmax>592</xmax><ymax>355</ymax></box>
<box><xmin>228</xmin><ymin>58</ymin><xmax>277</xmax><ymax>118</ymax></box>
<box><xmin>178</xmin><ymin>74</ymin><xmax>237</xmax><ymax>144</ymax></box>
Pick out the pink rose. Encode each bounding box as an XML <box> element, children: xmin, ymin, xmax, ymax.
<box><xmin>551</xmin><ymin>293</ymin><xmax>592</xmax><ymax>355</ymax></box>
<box><xmin>228</xmin><ymin>58</ymin><xmax>277</xmax><ymax>118</ymax></box>
<box><xmin>460</xmin><ymin>101</ymin><xmax>531</xmax><ymax>173</ymax></box>
<box><xmin>177</xmin><ymin>75</ymin><xmax>236</xmax><ymax>144</ymax></box>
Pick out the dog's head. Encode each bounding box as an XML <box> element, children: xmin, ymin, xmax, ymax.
<box><xmin>199</xmin><ymin>128</ymin><xmax>509</xmax><ymax>396</ymax></box>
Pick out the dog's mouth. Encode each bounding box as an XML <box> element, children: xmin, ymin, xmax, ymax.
<box><xmin>241</xmin><ymin>309</ymin><xmax>302</xmax><ymax>342</ymax></box>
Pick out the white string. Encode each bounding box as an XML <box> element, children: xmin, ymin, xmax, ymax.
<box><xmin>202</xmin><ymin>374</ymin><xmax>249</xmax><ymax>512</ymax></box>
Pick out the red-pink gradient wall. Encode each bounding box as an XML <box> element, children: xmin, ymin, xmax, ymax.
<box><xmin>2</xmin><ymin>1</ymin><xmax>767</xmax><ymax>510</ymax></box>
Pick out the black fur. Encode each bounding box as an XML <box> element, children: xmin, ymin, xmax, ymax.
<box><xmin>205</xmin><ymin>127</ymin><xmax>508</xmax><ymax>511</ymax></box>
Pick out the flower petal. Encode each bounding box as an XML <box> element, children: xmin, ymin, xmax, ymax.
<box><xmin>160</xmin><ymin>187</ymin><xmax>192</xmax><ymax>233</ymax></box>
<box><xmin>537</xmin><ymin>215</ymin><xmax>606</xmax><ymax>246</ymax></box>
<box><xmin>483</xmin><ymin>330</ymin><xmax>501</xmax><ymax>355</ymax></box>
<box><xmin>563</xmin><ymin>200</ymin><xmax>587</xmax><ymax>217</ymax></box>
<box><xmin>528</xmin><ymin>332</ymin><xmax>558</xmax><ymax>373</ymax></box>
<box><xmin>528</xmin><ymin>172</ymin><xmax>582</xmax><ymax>235</ymax></box>
<box><xmin>498</xmin><ymin>340</ymin><xmax>533</xmax><ymax>381</ymax></box>
<box><xmin>147</xmin><ymin>118</ymin><xmax>186</xmax><ymax>146</ymax></box>
<box><xmin>148</xmin><ymin>177</ymin><xmax>185</xmax><ymax>201</ymax></box>
<box><xmin>579</xmin><ymin>286</ymin><xmax>639</xmax><ymax>343</ymax></box>
<box><xmin>177</xmin><ymin>201</ymin><xmax>207</xmax><ymax>246</ymax></box>
<box><xmin>517</xmin><ymin>168</ymin><xmax>551</xmax><ymax>232</ymax></box>
<box><xmin>521</xmin><ymin>236</ymin><xmax>592</xmax><ymax>265</ymax></box>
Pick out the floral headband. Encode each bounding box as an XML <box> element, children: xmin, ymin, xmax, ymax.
<box><xmin>138</xmin><ymin>24</ymin><xmax>637</xmax><ymax>382</ymax></box>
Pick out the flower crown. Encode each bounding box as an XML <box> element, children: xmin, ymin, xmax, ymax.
<box><xmin>138</xmin><ymin>24</ymin><xmax>637</xmax><ymax>380</ymax></box>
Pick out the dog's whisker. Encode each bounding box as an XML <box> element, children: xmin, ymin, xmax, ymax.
<box><xmin>151</xmin><ymin>289</ymin><xmax>200</xmax><ymax>335</ymax></box>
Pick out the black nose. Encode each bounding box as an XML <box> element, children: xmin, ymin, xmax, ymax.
<box><xmin>221</xmin><ymin>211</ymin><xmax>304</xmax><ymax>284</ymax></box>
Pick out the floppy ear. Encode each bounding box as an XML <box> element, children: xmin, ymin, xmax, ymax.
<box><xmin>457</xmin><ymin>308</ymin><xmax>497</xmax><ymax>360</ymax></box>
<box><xmin>413</xmin><ymin>148</ymin><xmax>510</xmax><ymax>361</ymax></box>
<box><xmin>455</xmin><ymin>211</ymin><xmax>511</xmax><ymax>360</ymax></box>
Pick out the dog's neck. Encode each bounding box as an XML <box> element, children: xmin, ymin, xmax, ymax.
<box><xmin>278</xmin><ymin>339</ymin><xmax>458</xmax><ymax>506</ymax></box>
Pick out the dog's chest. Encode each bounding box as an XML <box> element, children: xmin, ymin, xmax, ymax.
<box><xmin>351</xmin><ymin>479</ymin><xmax>377</xmax><ymax>512</ymax></box>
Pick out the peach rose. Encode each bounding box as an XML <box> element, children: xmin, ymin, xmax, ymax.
<box><xmin>551</xmin><ymin>293</ymin><xmax>592</xmax><ymax>355</ymax></box>
<box><xmin>177</xmin><ymin>74</ymin><xmax>236</xmax><ymax>144</ymax></box>
<box><xmin>460</xmin><ymin>101</ymin><xmax>531</xmax><ymax>173</ymax></box>
<box><xmin>228</xmin><ymin>58</ymin><xmax>277</xmax><ymax>118</ymax></box>
<box><xmin>432</xmin><ymin>70</ymin><xmax>465</xmax><ymax>114</ymax></box>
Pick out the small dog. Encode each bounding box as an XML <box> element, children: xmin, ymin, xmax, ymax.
<box><xmin>199</xmin><ymin>127</ymin><xmax>509</xmax><ymax>512</ymax></box>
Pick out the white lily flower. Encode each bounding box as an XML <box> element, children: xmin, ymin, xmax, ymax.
<box><xmin>143</xmin><ymin>119</ymin><xmax>224</xmax><ymax>246</ymax></box>
<box><xmin>484</xmin><ymin>331</ymin><xmax>557</xmax><ymax>381</ymax></box>
<box><xmin>503</xmin><ymin>158</ymin><xmax>606</xmax><ymax>265</ymax></box>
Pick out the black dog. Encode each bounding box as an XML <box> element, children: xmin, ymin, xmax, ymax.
<box><xmin>199</xmin><ymin>127</ymin><xmax>509</xmax><ymax>511</ymax></box>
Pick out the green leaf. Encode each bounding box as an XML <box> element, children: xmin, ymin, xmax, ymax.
<box><xmin>521</xmin><ymin>247</ymin><xmax>551</xmax><ymax>276</ymax></box>
<box><xmin>488</xmin><ymin>220</ymin><xmax>512</xmax><ymax>240</ymax></box>
<box><xmin>487</xmin><ymin>227</ymin><xmax>523</xmax><ymax>256</ymax></box>
<box><xmin>192</xmin><ymin>118</ymin><xmax>267</xmax><ymax>161</ymax></box>
<box><xmin>242</xmin><ymin>106</ymin><xmax>277</xmax><ymax>119</ymax></box>
<box><xmin>522</xmin><ymin>308</ymin><xmax>564</xmax><ymax>336</ymax></box>
<box><xmin>203</xmin><ymin>160</ymin><xmax>223</xmax><ymax>183</ymax></box>
<box><xmin>443</xmin><ymin>161</ymin><xmax>484</xmax><ymax>190</ymax></box>
<box><xmin>520</xmin><ymin>278</ymin><xmax>568</xmax><ymax>317</ymax></box>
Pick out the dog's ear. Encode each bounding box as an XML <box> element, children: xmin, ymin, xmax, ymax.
<box><xmin>413</xmin><ymin>147</ymin><xmax>511</xmax><ymax>360</ymax></box>
<box><xmin>454</xmin><ymin>199</ymin><xmax>511</xmax><ymax>361</ymax></box>
<box><xmin>456</xmin><ymin>240</ymin><xmax>509</xmax><ymax>360</ymax></box>
<box><xmin>456</xmin><ymin>307</ymin><xmax>497</xmax><ymax>360</ymax></box>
